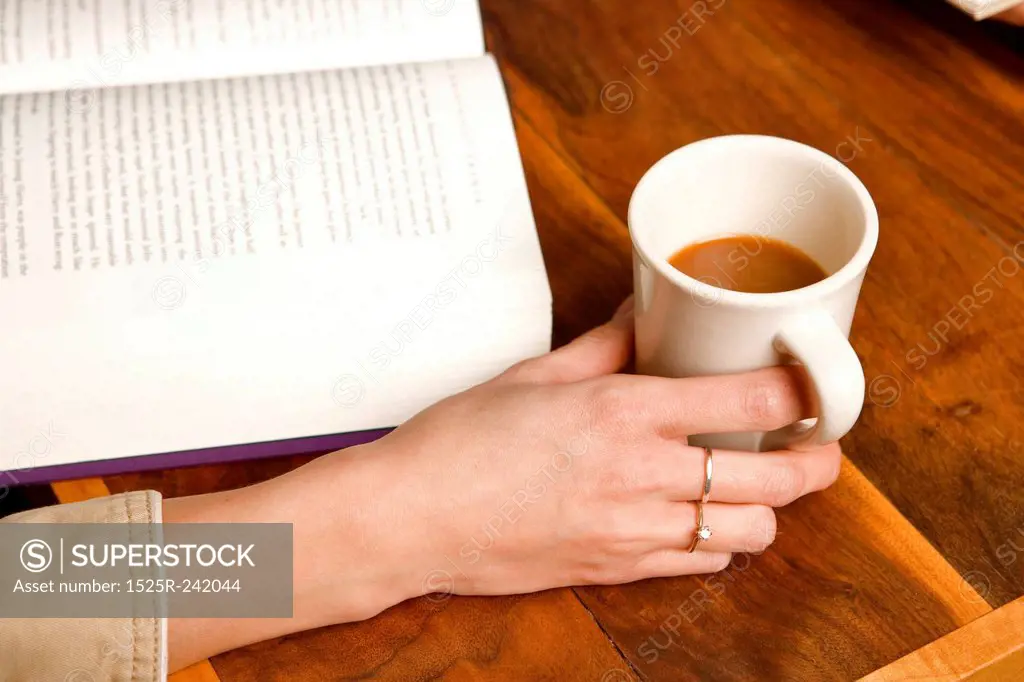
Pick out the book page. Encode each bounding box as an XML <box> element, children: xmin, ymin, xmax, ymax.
<box><xmin>0</xmin><ymin>0</ymin><xmax>485</xmax><ymax>96</ymax></box>
<box><xmin>0</xmin><ymin>57</ymin><xmax>526</xmax><ymax>290</ymax></box>
<box><xmin>0</xmin><ymin>56</ymin><xmax>552</xmax><ymax>472</ymax></box>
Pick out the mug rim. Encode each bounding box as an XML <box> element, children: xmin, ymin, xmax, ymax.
<box><xmin>627</xmin><ymin>134</ymin><xmax>879</xmax><ymax>309</ymax></box>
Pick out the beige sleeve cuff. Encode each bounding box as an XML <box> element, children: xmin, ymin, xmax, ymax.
<box><xmin>0</xmin><ymin>490</ymin><xmax>167</xmax><ymax>682</ymax></box>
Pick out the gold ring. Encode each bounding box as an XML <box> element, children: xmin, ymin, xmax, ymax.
<box><xmin>701</xmin><ymin>445</ymin><xmax>714</xmax><ymax>504</ymax></box>
<box><xmin>687</xmin><ymin>502</ymin><xmax>713</xmax><ymax>553</ymax></box>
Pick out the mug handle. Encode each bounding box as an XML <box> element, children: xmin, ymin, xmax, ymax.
<box><xmin>762</xmin><ymin>310</ymin><xmax>865</xmax><ymax>450</ymax></box>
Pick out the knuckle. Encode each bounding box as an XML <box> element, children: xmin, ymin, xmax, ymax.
<box><xmin>595</xmin><ymin>513</ymin><xmax>628</xmax><ymax>543</ymax></box>
<box><xmin>762</xmin><ymin>460</ymin><xmax>805</xmax><ymax>506</ymax></box>
<box><xmin>628</xmin><ymin>449</ymin><xmax>669</xmax><ymax>493</ymax></box>
<box><xmin>744</xmin><ymin>508</ymin><xmax>777</xmax><ymax>553</ymax></box>
<box><xmin>594</xmin><ymin>466</ymin><xmax>641</xmax><ymax>500</ymax></box>
<box><xmin>582</xmin><ymin>324</ymin><xmax>617</xmax><ymax>348</ymax></box>
<box><xmin>589</xmin><ymin>380</ymin><xmax>635</xmax><ymax>425</ymax></box>
<box><xmin>587</xmin><ymin>515</ymin><xmax>641</xmax><ymax>560</ymax></box>
<box><xmin>741</xmin><ymin>380</ymin><xmax>785</xmax><ymax>425</ymax></box>
<box><xmin>499</xmin><ymin>358</ymin><xmax>547</xmax><ymax>384</ymax></box>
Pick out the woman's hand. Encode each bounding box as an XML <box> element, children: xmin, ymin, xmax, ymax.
<box><xmin>166</xmin><ymin>298</ymin><xmax>843</xmax><ymax>669</ymax></box>
<box><xmin>357</xmin><ymin>298</ymin><xmax>841</xmax><ymax>600</ymax></box>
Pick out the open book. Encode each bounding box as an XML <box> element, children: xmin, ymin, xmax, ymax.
<box><xmin>0</xmin><ymin>0</ymin><xmax>552</xmax><ymax>484</ymax></box>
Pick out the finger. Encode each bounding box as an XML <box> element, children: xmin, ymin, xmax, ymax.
<box><xmin>504</xmin><ymin>297</ymin><xmax>634</xmax><ymax>384</ymax></box>
<box><xmin>641</xmin><ymin>502</ymin><xmax>777</xmax><ymax>554</ymax></box>
<box><xmin>655</xmin><ymin>442</ymin><xmax>842</xmax><ymax>506</ymax></box>
<box><xmin>630</xmin><ymin>549</ymin><xmax>733</xmax><ymax>580</ymax></box>
<box><xmin>635</xmin><ymin>366</ymin><xmax>814</xmax><ymax>436</ymax></box>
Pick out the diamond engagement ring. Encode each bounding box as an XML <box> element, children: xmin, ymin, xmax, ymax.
<box><xmin>688</xmin><ymin>502</ymin><xmax>712</xmax><ymax>553</ymax></box>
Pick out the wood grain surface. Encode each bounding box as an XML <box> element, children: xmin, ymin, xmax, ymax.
<box><xmin>483</xmin><ymin>0</ymin><xmax>1024</xmax><ymax>610</ymax></box>
<box><xmin>211</xmin><ymin>591</ymin><xmax>630</xmax><ymax>682</ymax></box>
<box><xmin>573</xmin><ymin>460</ymin><xmax>990</xmax><ymax>682</ymax></box>
<box><xmin>26</xmin><ymin>0</ymin><xmax>1024</xmax><ymax>679</ymax></box>
<box><xmin>861</xmin><ymin>596</ymin><xmax>1024</xmax><ymax>681</ymax></box>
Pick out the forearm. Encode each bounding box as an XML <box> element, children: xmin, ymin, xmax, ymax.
<box><xmin>164</xmin><ymin>443</ymin><xmax>423</xmax><ymax>671</ymax></box>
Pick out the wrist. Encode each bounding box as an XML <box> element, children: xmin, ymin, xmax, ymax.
<box><xmin>164</xmin><ymin>441</ymin><xmax>427</xmax><ymax>629</ymax></box>
<box><xmin>164</xmin><ymin>443</ymin><xmax>427</xmax><ymax>669</ymax></box>
<box><xmin>274</xmin><ymin>439</ymin><xmax>429</xmax><ymax>624</ymax></box>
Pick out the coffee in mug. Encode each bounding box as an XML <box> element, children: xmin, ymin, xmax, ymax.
<box><xmin>668</xmin><ymin>235</ymin><xmax>827</xmax><ymax>294</ymax></box>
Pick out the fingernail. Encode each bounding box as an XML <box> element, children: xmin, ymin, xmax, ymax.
<box><xmin>612</xmin><ymin>296</ymin><xmax>635</xmax><ymax>321</ymax></box>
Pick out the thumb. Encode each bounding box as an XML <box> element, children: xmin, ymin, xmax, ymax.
<box><xmin>510</xmin><ymin>297</ymin><xmax>634</xmax><ymax>384</ymax></box>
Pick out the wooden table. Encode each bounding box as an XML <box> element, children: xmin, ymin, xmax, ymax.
<box><xmin>21</xmin><ymin>0</ymin><xmax>1024</xmax><ymax>679</ymax></box>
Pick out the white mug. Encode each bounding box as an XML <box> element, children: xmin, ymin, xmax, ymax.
<box><xmin>628</xmin><ymin>135</ymin><xmax>878</xmax><ymax>452</ymax></box>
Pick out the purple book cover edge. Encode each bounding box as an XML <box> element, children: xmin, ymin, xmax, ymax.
<box><xmin>9</xmin><ymin>428</ymin><xmax>393</xmax><ymax>486</ymax></box>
